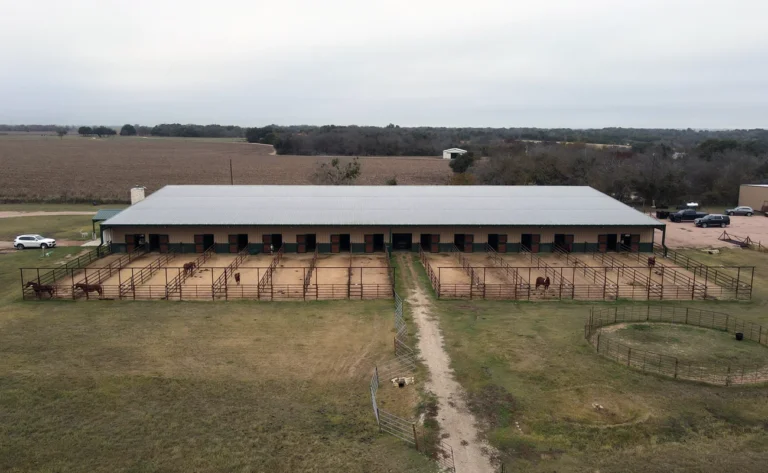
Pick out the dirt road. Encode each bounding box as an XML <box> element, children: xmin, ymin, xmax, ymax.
<box><xmin>400</xmin><ymin>254</ymin><xmax>496</xmax><ymax>473</ymax></box>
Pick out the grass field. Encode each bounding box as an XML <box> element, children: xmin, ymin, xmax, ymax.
<box><xmin>604</xmin><ymin>323</ymin><xmax>768</xmax><ymax>366</ymax></box>
<box><xmin>0</xmin><ymin>249</ymin><xmax>436</xmax><ymax>472</ymax></box>
<box><xmin>0</xmin><ymin>214</ymin><xmax>97</xmax><ymax>241</ymax></box>
<box><xmin>0</xmin><ymin>203</ymin><xmax>127</xmax><ymax>212</ymax></box>
<box><xmin>422</xmin><ymin>249</ymin><xmax>768</xmax><ymax>472</ymax></box>
<box><xmin>0</xmin><ymin>134</ymin><xmax>451</xmax><ymax>203</ymax></box>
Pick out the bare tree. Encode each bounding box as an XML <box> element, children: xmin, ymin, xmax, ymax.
<box><xmin>311</xmin><ymin>158</ymin><xmax>361</xmax><ymax>185</ymax></box>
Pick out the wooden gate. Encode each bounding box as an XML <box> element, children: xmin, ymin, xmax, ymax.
<box><xmin>228</xmin><ymin>235</ymin><xmax>238</xmax><ymax>253</ymax></box>
<box><xmin>194</xmin><ymin>234</ymin><xmax>204</xmax><ymax>253</ymax></box>
<box><xmin>630</xmin><ymin>234</ymin><xmax>640</xmax><ymax>252</ymax></box>
<box><xmin>498</xmin><ymin>234</ymin><xmax>507</xmax><ymax>253</ymax></box>
<box><xmin>125</xmin><ymin>234</ymin><xmax>135</xmax><ymax>252</ymax></box>
<box><xmin>159</xmin><ymin>234</ymin><xmax>169</xmax><ymax>253</ymax></box>
<box><xmin>364</xmin><ymin>234</ymin><xmax>374</xmax><ymax>253</ymax></box>
<box><xmin>331</xmin><ymin>234</ymin><xmax>340</xmax><ymax>253</ymax></box>
<box><xmin>464</xmin><ymin>234</ymin><xmax>474</xmax><ymax>253</ymax></box>
<box><xmin>262</xmin><ymin>234</ymin><xmax>271</xmax><ymax>253</ymax></box>
<box><xmin>431</xmin><ymin>234</ymin><xmax>439</xmax><ymax>253</ymax></box>
<box><xmin>531</xmin><ymin>234</ymin><xmax>540</xmax><ymax>253</ymax></box>
<box><xmin>598</xmin><ymin>234</ymin><xmax>608</xmax><ymax>253</ymax></box>
<box><xmin>297</xmin><ymin>234</ymin><xmax>307</xmax><ymax>253</ymax></box>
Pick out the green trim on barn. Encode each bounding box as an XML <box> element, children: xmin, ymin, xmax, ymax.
<box><xmin>284</xmin><ymin>243</ymin><xmax>298</xmax><ymax>253</ymax></box>
<box><xmin>639</xmin><ymin>242</ymin><xmax>653</xmax><ymax>252</ymax></box>
<box><xmin>539</xmin><ymin>243</ymin><xmax>553</xmax><ymax>253</ymax></box>
<box><xmin>111</xmin><ymin>243</ymin><xmax>127</xmax><ymax>253</ymax></box>
<box><xmin>214</xmin><ymin>243</ymin><xmax>229</xmax><ymax>254</ymax></box>
<box><xmin>318</xmin><ymin>243</ymin><xmax>332</xmax><ymax>253</ymax></box>
<box><xmin>571</xmin><ymin>242</ymin><xmax>587</xmax><ymax>253</ymax></box>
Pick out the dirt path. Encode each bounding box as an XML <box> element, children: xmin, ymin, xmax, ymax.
<box><xmin>0</xmin><ymin>211</ymin><xmax>96</xmax><ymax>218</ymax></box>
<box><xmin>399</xmin><ymin>254</ymin><xmax>496</xmax><ymax>473</ymax></box>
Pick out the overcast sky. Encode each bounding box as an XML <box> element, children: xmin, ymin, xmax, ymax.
<box><xmin>1</xmin><ymin>0</ymin><xmax>766</xmax><ymax>128</ymax></box>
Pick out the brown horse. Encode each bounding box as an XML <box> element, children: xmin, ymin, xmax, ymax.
<box><xmin>647</xmin><ymin>256</ymin><xmax>656</xmax><ymax>268</ymax></box>
<box><xmin>25</xmin><ymin>281</ymin><xmax>56</xmax><ymax>298</ymax></box>
<box><xmin>183</xmin><ymin>262</ymin><xmax>197</xmax><ymax>275</ymax></box>
<box><xmin>535</xmin><ymin>276</ymin><xmax>550</xmax><ymax>290</ymax></box>
<box><xmin>234</xmin><ymin>272</ymin><xmax>241</xmax><ymax>285</ymax></box>
<box><xmin>75</xmin><ymin>283</ymin><xmax>103</xmax><ymax>298</ymax></box>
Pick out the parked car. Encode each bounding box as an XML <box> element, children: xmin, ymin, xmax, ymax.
<box><xmin>725</xmin><ymin>206</ymin><xmax>754</xmax><ymax>216</ymax></box>
<box><xmin>669</xmin><ymin>209</ymin><xmax>708</xmax><ymax>223</ymax></box>
<box><xmin>694</xmin><ymin>214</ymin><xmax>730</xmax><ymax>228</ymax></box>
<box><xmin>14</xmin><ymin>234</ymin><xmax>57</xmax><ymax>249</ymax></box>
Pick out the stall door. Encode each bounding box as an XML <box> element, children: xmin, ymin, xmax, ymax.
<box><xmin>630</xmin><ymin>234</ymin><xmax>640</xmax><ymax>252</ymax></box>
<box><xmin>531</xmin><ymin>234</ymin><xmax>540</xmax><ymax>253</ymax></box>
<box><xmin>598</xmin><ymin>234</ymin><xmax>608</xmax><ymax>253</ymax></box>
<box><xmin>564</xmin><ymin>234</ymin><xmax>574</xmax><ymax>252</ymax></box>
<box><xmin>464</xmin><ymin>234</ymin><xmax>474</xmax><ymax>253</ymax></box>
<box><xmin>297</xmin><ymin>234</ymin><xmax>307</xmax><ymax>253</ymax></box>
<box><xmin>498</xmin><ymin>234</ymin><xmax>507</xmax><ymax>253</ymax></box>
<box><xmin>262</xmin><ymin>234</ymin><xmax>272</xmax><ymax>253</ymax></box>
<box><xmin>364</xmin><ymin>234</ymin><xmax>374</xmax><ymax>253</ymax></box>
<box><xmin>159</xmin><ymin>235</ymin><xmax>170</xmax><ymax>254</ymax></box>
<box><xmin>228</xmin><ymin>234</ymin><xmax>238</xmax><ymax>253</ymax></box>
<box><xmin>331</xmin><ymin>234</ymin><xmax>340</xmax><ymax>253</ymax></box>
<box><xmin>431</xmin><ymin>234</ymin><xmax>439</xmax><ymax>253</ymax></box>
<box><xmin>194</xmin><ymin>234</ymin><xmax>204</xmax><ymax>253</ymax></box>
<box><xmin>125</xmin><ymin>234</ymin><xmax>135</xmax><ymax>253</ymax></box>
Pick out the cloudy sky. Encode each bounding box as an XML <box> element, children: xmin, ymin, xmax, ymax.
<box><xmin>1</xmin><ymin>0</ymin><xmax>766</xmax><ymax>128</ymax></box>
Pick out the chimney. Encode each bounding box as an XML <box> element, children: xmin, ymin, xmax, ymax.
<box><xmin>130</xmin><ymin>186</ymin><xmax>146</xmax><ymax>205</ymax></box>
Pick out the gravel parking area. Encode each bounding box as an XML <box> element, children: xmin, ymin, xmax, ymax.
<box><xmin>654</xmin><ymin>214</ymin><xmax>768</xmax><ymax>248</ymax></box>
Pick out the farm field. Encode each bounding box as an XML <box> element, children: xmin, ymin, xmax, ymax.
<box><xmin>416</xmin><ymin>248</ymin><xmax>768</xmax><ymax>472</ymax></box>
<box><xmin>0</xmin><ymin>134</ymin><xmax>452</xmax><ymax>203</ymax></box>
<box><xmin>0</xmin><ymin>249</ymin><xmax>436</xmax><ymax>473</ymax></box>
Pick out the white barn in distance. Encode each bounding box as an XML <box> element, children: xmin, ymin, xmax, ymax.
<box><xmin>443</xmin><ymin>148</ymin><xmax>467</xmax><ymax>160</ymax></box>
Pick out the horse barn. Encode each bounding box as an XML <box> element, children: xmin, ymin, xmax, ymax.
<box><xmin>21</xmin><ymin>185</ymin><xmax>754</xmax><ymax>301</ymax></box>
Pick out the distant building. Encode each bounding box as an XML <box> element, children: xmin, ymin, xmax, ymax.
<box><xmin>442</xmin><ymin>148</ymin><xmax>467</xmax><ymax>160</ymax></box>
<box><xmin>738</xmin><ymin>184</ymin><xmax>768</xmax><ymax>211</ymax></box>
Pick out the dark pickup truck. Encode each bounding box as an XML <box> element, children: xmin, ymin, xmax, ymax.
<box><xmin>669</xmin><ymin>209</ymin><xmax>708</xmax><ymax>223</ymax></box>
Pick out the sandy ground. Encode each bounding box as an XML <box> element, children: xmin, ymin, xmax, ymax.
<box><xmin>426</xmin><ymin>253</ymin><xmax>471</xmax><ymax>285</ymax></box>
<box><xmin>0</xmin><ymin>211</ymin><xmax>95</xmax><ymax>218</ymax></box>
<box><xmin>401</xmin><ymin>254</ymin><xmax>495</xmax><ymax>473</ymax></box>
<box><xmin>654</xmin><ymin>214</ymin><xmax>768</xmax><ymax>248</ymax></box>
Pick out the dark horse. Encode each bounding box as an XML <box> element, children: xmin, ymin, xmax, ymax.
<box><xmin>535</xmin><ymin>276</ymin><xmax>551</xmax><ymax>291</ymax></box>
<box><xmin>647</xmin><ymin>256</ymin><xmax>656</xmax><ymax>268</ymax></box>
<box><xmin>234</xmin><ymin>272</ymin><xmax>241</xmax><ymax>285</ymax></box>
<box><xmin>75</xmin><ymin>283</ymin><xmax>103</xmax><ymax>298</ymax></box>
<box><xmin>183</xmin><ymin>262</ymin><xmax>197</xmax><ymax>275</ymax></box>
<box><xmin>25</xmin><ymin>281</ymin><xmax>56</xmax><ymax>298</ymax></box>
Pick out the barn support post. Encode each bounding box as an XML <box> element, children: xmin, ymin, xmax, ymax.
<box><xmin>36</xmin><ymin>268</ymin><xmax>41</xmax><ymax>284</ymax></box>
<box><xmin>736</xmin><ymin>267</ymin><xmax>742</xmax><ymax>298</ymax></box>
<box><xmin>19</xmin><ymin>268</ymin><xmax>24</xmax><ymax>298</ymax></box>
<box><xmin>691</xmin><ymin>270</ymin><xmax>696</xmax><ymax>300</ymax></box>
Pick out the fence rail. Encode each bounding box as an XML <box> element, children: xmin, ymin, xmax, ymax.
<box><xmin>368</xmin><ymin>286</ymin><xmax>455</xmax><ymax>471</ymax></box>
<box><xmin>22</xmin><ymin>245</ymin><xmax>112</xmax><ymax>291</ymax></box>
<box><xmin>259</xmin><ymin>244</ymin><xmax>284</xmax><ymax>291</ymax></box>
<box><xmin>585</xmin><ymin>306</ymin><xmax>768</xmax><ymax>385</ymax></box>
<box><xmin>212</xmin><ymin>246</ymin><xmax>250</xmax><ymax>296</ymax></box>
<box><xmin>166</xmin><ymin>245</ymin><xmax>215</xmax><ymax>297</ymax></box>
<box><xmin>520</xmin><ymin>246</ymin><xmax>573</xmax><ymax>289</ymax></box>
<box><xmin>451</xmin><ymin>245</ymin><xmax>482</xmax><ymax>286</ymax></box>
<box><xmin>653</xmin><ymin>244</ymin><xmax>747</xmax><ymax>292</ymax></box>
<box><xmin>419</xmin><ymin>246</ymin><xmax>441</xmax><ymax>296</ymax></box>
<box><xmin>118</xmin><ymin>253</ymin><xmax>176</xmax><ymax>298</ymax></box>
<box><xmin>421</xmin><ymin>264</ymin><xmax>749</xmax><ymax>301</ymax></box>
<box><xmin>303</xmin><ymin>247</ymin><xmax>319</xmax><ymax>294</ymax></box>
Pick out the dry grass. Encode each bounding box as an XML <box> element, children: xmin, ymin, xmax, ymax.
<box><xmin>0</xmin><ymin>135</ymin><xmax>452</xmax><ymax>202</ymax></box>
<box><xmin>0</xmin><ymin>249</ymin><xmax>436</xmax><ymax>473</ymax></box>
<box><xmin>417</xmin><ymin>249</ymin><xmax>768</xmax><ymax>472</ymax></box>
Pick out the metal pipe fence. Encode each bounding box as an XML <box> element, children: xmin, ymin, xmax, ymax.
<box><xmin>585</xmin><ymin>306</ymin><xmax>768</xmax><ymax>385</ymax></box>
<box><xmin>368</xmin><ymin>289</ymin><xmax>455</xmax><ymax>471</ymax></box>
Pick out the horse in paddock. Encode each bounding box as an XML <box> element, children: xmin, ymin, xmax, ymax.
<box><xmin>647</xmin><ymin>256</ymin><xmax>656</xmax><ymax>268</ymax></box>
<box><xmin>183</xmin><ymin>262</ymin><xmax>197</xmax><ymax>275</ymax></box>
<box><xmin>25</xmin><ymin>281</ymin><xmax>56</xmax><ymax>298</ymax></box>
<box><xmin>535</xmin><ymin>276</ymin><xmax>551</xmax><ymax>291</ymax></box>
<box><xmin>75</xmin><ymin>283</ymin><xmax>103</xmax><ymax>298</ymax></box>
<box><xmin>234</xmin><ymin>272</ymin><xmax>241</xmax><ymax>285</ymax></box>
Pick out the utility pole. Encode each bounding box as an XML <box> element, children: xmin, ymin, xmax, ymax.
<box><xmin>230</xmin><ymin>159</ymin><xmax>234</xmax><ymax>185</ymax></box>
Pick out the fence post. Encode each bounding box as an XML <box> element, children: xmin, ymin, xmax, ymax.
<box><xmin>726</xmin><ymin>366</ymin><xmax>731</xmax><ymax>386</ymax></box>
<box><xmin>614</xmin><ymin>306</ymin><xmax>618</xmax><ymax>324</ymax></box>
<box><xmin>412</xmin><ymin>423</ymin><xmax>420</xmax><ymax>452</ymax></box>
<box><xmin>627</xmin><ymin>348</ymin><xmax>632</xmax><ymax>367</ymax></box>
<box><xmin>597</xmin><ymin>333</ymin><xmax>601</xmax><ymax>352</ymax></box>
<box><xmin>674</xmin><ymin>359</ymin><xmax>678</xmax><ymax>379</ymax></box>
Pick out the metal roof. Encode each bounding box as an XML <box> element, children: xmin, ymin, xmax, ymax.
<box><xmin>742</xmin><ymin>184</ymin><xmax>768</xmax><ymax>187</ymax></box>
<box><xmin>92</xmin><ymin>209</ymin><xmax>123</xmax><ymax>222</ymax></box>
<box><xmin>102</xmin><ymin>185</ymin><xmax>663</xmax><ymax>227</ymax></box>
<box><xmin>443</xmin><ymin>148</ymin><xmax>467</xmax><ymax>153</ymax></box>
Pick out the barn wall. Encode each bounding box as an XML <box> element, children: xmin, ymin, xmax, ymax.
<box><xmin>738</xmin><ymin>185</ymin><xmax>768</xmax><ymax>211</ymax></box>
<box><xmin>108</xmin><ymin>225</ymin><xmax>657</xmax><ymax>254</ymax></box>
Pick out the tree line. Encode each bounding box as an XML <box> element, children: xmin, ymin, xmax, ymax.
<box><xmin>449</xmin><ymin>139</ymin><xmax>768</xmax><ymax>206</ymax></box>
<box><xmin>244</xmin><ymin>124</ymin><xmax>768</xmax><ymax>157</ymax></box>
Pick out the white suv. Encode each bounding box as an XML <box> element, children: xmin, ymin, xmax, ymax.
<box><xmin>14</xmin><ymin>234</ymin><xmax>57</xmax><ymax>249</ymax></box>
